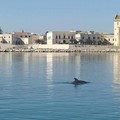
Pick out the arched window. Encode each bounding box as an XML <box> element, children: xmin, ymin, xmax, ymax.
<box><xmin>88</xmin><ymin>37</ymin><xmax>90</xmax><ymax>40</ymax></box>
<box><xmin>71</xmin><ymin>36</ymin><xmax>74</xmax><ymax>39</ymax></box>
<box><xmin>63</xmin><ymin>40</ymin><xmax>66</xmax><ymax>44</ymax></box>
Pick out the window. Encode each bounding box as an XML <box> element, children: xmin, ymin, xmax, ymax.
<box><xmin>63</xmin><ymin>40</ymin><xmax>66</xmax><ymax>44</ymax></box>
<box><xmin>93</xmin><ymin>37</ymin><xmax>95</xmax><ymax>39</ymax></box>
<box><xmin>56</xmin><ymin>36</ymin><xmax>58</xmax><ymax>39</ymax></box>
<box><xmin>59</xmin><ymin>36</ymin><xmax>61</xmax><ymax>39</ymax></box>
<box><xmin>97</xmin><ymin>37</ymin><xmax>100</xmax><ymax>39</ymax></box>
<box><xmin>63</xmin><ymin>35</ymin><xmax>65</xmax><ymax>39</ymax></box>
<box><xmin>20</xmin><ymin>35</ymin><xmax>22</xmax><ymax>37</ymax></box>
<box><xmin>71</xmin><ymin>36</ymin><xmax>73</xmax><ymax>39</ymax></box>
<box><xmin>68</xmin><ymin>36</ymin><xmax>70</xmax><ymax>39</ymax></box>
<box><xmin>82</xmin><ymin>37</ymin><xmax>84</xmax><ymax>39</ymax></box>
<box><xmin>25</xmin><ymin>36</ymin><xmax>27</xmax><ymax>37</ymax></box>
<box><xmin>88</xmin><ymin>37</ymin><xmax>90</xmax><ymax>40</ymax></box>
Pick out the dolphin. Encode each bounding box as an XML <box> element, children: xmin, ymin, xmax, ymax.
<box><xmin>71</xmin><ymin>78</ymin><xmax>89</xmax><ymax>85</ymax></box>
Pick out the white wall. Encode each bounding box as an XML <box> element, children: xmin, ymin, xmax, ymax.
<box><xmin>47</xmin><ymin>31</ymin><xmax>76</xmax><ymax>44</ymax></box>
<box><xmin>0</xmin><ymin>34</ymin><xmax>12</xmax><ymax>44</ymax></box>
<box><xmin>21</xmin><ymin>38</ymin><xmax>29</xmax><ymax>44</ymax></box>
<box><xmin>114</xmin><ymin>16</ymin><xmax>120</xmax><ymax>46</ymax></box>
<box><xmin>103</xmin><ymin>34</ymin><xmax>114</xmax><ymax>45</ymax></box>
<box><xmin>28</xmin><ymin>44</ymin><xmax>70</xmax><ymax>49</ymax></box>
<box><xmin>47</xmin><ymin>32</ymin><xmax>53</xmax><ymax>44</ymax></box>
<box><xmin>75</xmin><ymin>32</ymin><xmax>102</xmax><ymax>41</ymax></box>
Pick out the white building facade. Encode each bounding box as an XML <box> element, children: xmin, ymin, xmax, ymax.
<box><xmin>12</xmin><ymin>32</ymin><xmax>40</xmax><ymax>45</ymax></box>
<box><xmin>75</xmin><ymin>31</ymin><xmax>103</xmax><ymax>43</ymax></box>
<box><xmin>103</xmin><ymin>34</ymin><xmax>114</xmax><ymax>45</ymax></box>
<box><xmin>12</xmin><ymin>32</ymin><xmax>31</xmax><ymax>45</ymax></box>
<box><xmin>47</xmin><ymin>31</ymin><xmax>114</xmax><ymax>45</ymax></box>
<box><xmin>114</xmin><ymin>15</ymin><xmax>120</xmax><ymax>46</ymax></box>
<box><xmin>0</xmin><ymin>34</ymin><xmax>13</xmax><ymax>44</ymax></box>
<box><xmin>47</xmin><ymin>31</ymin><xmax>76</xmax><ymax>45</ymax></box>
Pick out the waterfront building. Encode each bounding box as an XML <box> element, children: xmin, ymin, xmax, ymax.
<box><xmin>13</xmin><ymin>31</ymin><xmax>32</xmax><ymax>45</ymax></box>
<box><xmin>46</xmin><ymin>30</ymin><xmax>114</xmax><ymax>45</ymax></box>
<box><xmin>0</xmin><ymin>33</ymin><xmax>12</xmax><ymax>44</ymax></box>
<box><xmin>114</xmin><ymin>15</ymin><xmax>120</xmax><ymax>46</ymax></box>
<box><xmin>75</xmin><ymin>31</ymin><xmax>103</xmax><ymax>44</ymax></box>
<box><xmin>33</xmin><ymin>35</ymin><xmax>46</xmax><ymax>44</ymax></box>
<box><xmin>47</xmin><ymin>31</ymin><xmax>76</xmax><ymax>45</ymax></box>
<box><xmin>12</xmin><ymin>31</ymin><xmax>40</xmax><ymax>45</ymax></box>
<box><xmin>102</xmin><ymin>33</ymin><xmax>114</xmax><ymax>45</ymax></box>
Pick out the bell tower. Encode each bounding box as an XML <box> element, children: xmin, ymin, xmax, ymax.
<box><xmin>114</xmin><ymin>15</ymin><xmax>120</xmax><ymax>46</ymax></box>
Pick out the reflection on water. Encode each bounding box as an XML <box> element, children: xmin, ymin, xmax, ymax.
<box><xmin>1</xmin><ymin>52</ymin><xmax>120</xmax><ymax>85</ymax></box>
<box><xmin>112</xmin><ymin>54</ymin><xmax>120</xmax><ymax>110</ymax></box>
<box><xmin>0</xmin><ymin>53</ymin><xmax>12</xmax><ymax>78</ymax></box>
<box><xmin>0</xmin><ymin>52</ymin><xmax>120</xmax><ymax>119</ymax></box>
<box><xmin>113</xmin><ymin>53</ymin><xmax>120</xmax><ymax>84</ymax></box>
<box><xmin>46</xmin><ymin>53</ymin><xmax>53</xmax><ymax>81</ymax></box>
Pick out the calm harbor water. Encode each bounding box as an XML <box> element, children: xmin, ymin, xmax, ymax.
<box><xmin>0</xmin><ymin>52</ymin><xmax>120</xmax><ymax>120</ymax></box>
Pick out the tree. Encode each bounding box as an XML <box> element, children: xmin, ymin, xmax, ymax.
<box><xmin>79</xmin><ymin>39</ymin><xmax>85</xmax><ymax>44</ymax></box>
<box><xmin>92</xmin><ymin>40</ymin><xmax>96</xmax><ymax>45</ymax></box>
<box><xmin>35</xmin><ymin>39</ymin><xmax>46</xmax><ymax>44</ymax></box>
<box><xmin>0</xmin><ymin>27</ymin><xmax>3</xmax><ymax>34</ymax></box>
<box><xmin>69</xmin><ymin>39</ymin><xmax>78</xmax><ymax>44</ymax></box>
<box><xmin>97</xmin><ymin>40</ymin><xmax>102</xmax><ymax>45</ymax></box>
<box><xmin>85</xmin><ymin>39</ymin><xmax>93</xmax><ymax>45</ymax></box>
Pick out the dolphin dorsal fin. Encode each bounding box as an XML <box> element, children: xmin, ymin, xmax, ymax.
<box><xmin>74</xmin><ymin>78</ymin><xmax>78</xmax><ymax>81</ymax></box>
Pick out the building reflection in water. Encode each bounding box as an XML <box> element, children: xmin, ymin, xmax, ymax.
<box><xmin>1</xmin><ymin>53</ymin><xmax>10</xmax><ymax>73</ymax></box>
<box><xmin>74</xmin><ymin>53</ymin><xmax>81</xmax><ymax>78</ymax></box>
<box><xmin>0</xmin><ymin>53</ymin><xmax>12</xmax><ymax>83</ymax></box>
<box><xmin>46</xmin><ymin>53</ymin><xmax>81</xmax><ymax>81</ymax></box>
<box><xmin>113</xmin><ymin>53</ymin><xmax>120</xmax><ymax>84</ymax></box>
<box><xmin>23</xmin><ymin>53</ymin><xmax>30</xmax><ymax>78</ymax></box>
<box><xmin>112</xmin><ymin>53</ymin><xmax>120</xmax><ymax>117</ymax></box>
<box><xmin>46</xmin><ymin>53</ymin><xmax>53</xmax><ymax>81</ymax></box>
<box><xmin>0</xmin><ymin>53</ymin><xmax>12</xmax><ymax>78</ymax></box>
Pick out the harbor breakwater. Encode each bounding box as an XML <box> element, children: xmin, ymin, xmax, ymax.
<box><xmin>0</xmin><ymin>44</ymin><xmax>120</xmax><ymax>52</ymax></box>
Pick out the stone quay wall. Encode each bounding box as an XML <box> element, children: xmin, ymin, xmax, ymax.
<box><xmin>0</xmin><ymin>44</ymin><xmax>120</xmax><ymax>52</ymax></box>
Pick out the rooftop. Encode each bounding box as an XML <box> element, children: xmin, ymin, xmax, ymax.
<box><xmin>14</xmin><ymin>32</ymin><xmax>31</xmax><ymax>35</ymax></box>
<box><xmin>115</xmin><ymin>15</ymin><xmax>120</xmax><ymax>19</ymax></box>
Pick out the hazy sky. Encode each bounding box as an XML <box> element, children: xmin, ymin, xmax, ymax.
<box><xmin>0</xmin><ymin>0</ymin><xmax>120</xmax><ymax>34</ymax></box>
